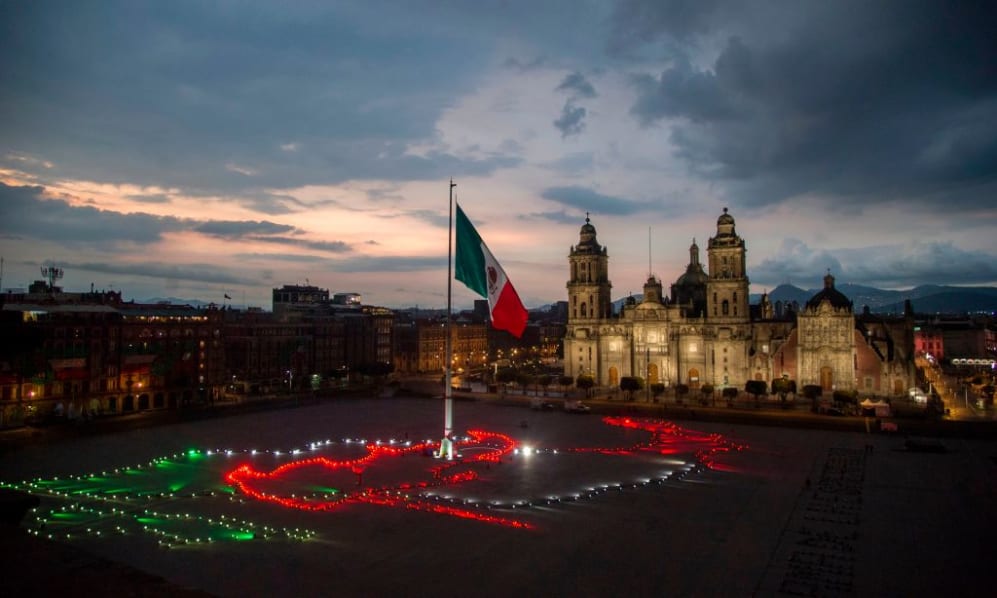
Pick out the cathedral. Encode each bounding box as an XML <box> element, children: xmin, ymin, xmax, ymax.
<box><xmin>563</xmin><ymin>209</ymin><xmax>915</xmax><ymax>396</ymax></box>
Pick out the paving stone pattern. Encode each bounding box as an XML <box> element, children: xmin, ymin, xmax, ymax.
<box><xmin>776</xmin><ymin>447</ymin><xmax>866</xmax><ymax>596</ymax></box>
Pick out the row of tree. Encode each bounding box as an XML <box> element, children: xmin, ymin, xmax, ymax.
<box><xmin>490</xmin><ymin>367</ymin><xmax>903</xmax><ymax>414</ymax></box>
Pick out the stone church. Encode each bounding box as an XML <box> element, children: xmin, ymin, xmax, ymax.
<box><xmin>563</xmin><ymin>209</ymin><xmax>915</xmax><ymax>396</ymax></box>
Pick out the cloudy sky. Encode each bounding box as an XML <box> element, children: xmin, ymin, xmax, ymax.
<box><xmin>1</xmin><ymin>0</ymin><xmax>995</xmax><ymax>309</ymax></box>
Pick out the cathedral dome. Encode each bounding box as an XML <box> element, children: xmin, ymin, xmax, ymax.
<box><xmin>675</xmin><ymin>267</ymin><xmax>708</xmax><ymax>287</ymax></box>
<box><xmin>674</xmin><ymin>239</ymin><xmax>708</xmax><ymax>287</ymax></box>
<box><xmin>805</xmin><ymin>272</ymin><xmax>852</xmax><ymax>310</ymax></box>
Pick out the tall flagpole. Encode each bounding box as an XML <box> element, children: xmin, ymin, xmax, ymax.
<box><xmin>440</xmin><ymin>179</ymin><xmax>457</xmax><ymax>460</ymax></box>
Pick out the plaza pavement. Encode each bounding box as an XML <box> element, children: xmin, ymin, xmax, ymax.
<box><xmin>0</xmin><ymin>394</ymin><xmax>994</xmax><ymax>597</ymax></box>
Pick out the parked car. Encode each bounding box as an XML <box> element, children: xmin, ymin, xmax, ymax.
<box><xmin>530</xmin><ymin>398</ymin><xmax>556</xmax><ymax>411</ymax></box>
<box><xmin>564</xmin><ymin>400</ymin><xmax>591</xmax><ymax>414</ymax></box>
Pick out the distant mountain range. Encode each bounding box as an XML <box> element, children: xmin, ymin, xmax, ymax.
<box><xmin>753</xmin><ymin>283</ymin><xmax>997</xmax><ymax>315</ymax></box>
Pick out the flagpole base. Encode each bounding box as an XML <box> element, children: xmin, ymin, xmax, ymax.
<box><xmin>435</xmin><ymin>437</ymin><xmax>455</xmax><ymax>460</ymax></box>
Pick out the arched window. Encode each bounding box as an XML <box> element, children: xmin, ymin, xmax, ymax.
<box><xmin>581</xmin><ymin>303</ymin><xmax>587</xmax><ymax>317</ymax></box>
<box><xmin>722</xmin><ymin>300</ymin><xmax>729</xmax><ymax>315</ymax></box>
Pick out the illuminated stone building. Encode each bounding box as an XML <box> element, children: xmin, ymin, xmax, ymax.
<box><xmin>0</xmin><ymin>282</ymin><xmax>395</xmax><ymax>428</ymax></box>
<box><xmin>0</xmin><ymin>286</ymin><xmax>224</xmax><ymax>426</ymax></box>
<box><xmin>563</xmin><ymin>210</ymin><xmax>914</xmax><ymax>395</ymax></box>
<box><xmin>393</xmin><ymin>317</ymin><xmax>488</xmax><ymax>374</ymax></box>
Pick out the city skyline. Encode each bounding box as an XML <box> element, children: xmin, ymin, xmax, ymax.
<box><xmin>1</xmin><ymin>1</ymin><xmax>996</xmax><ymax>309</ymax></box>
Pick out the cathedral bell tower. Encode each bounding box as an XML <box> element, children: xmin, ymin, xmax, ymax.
<box><xmin>565</xmin><ymin>214</ymin><xmax>612</xmax><ymax>382</ymax></box>
<box><xmin>706</xmin><ymin>208</ymin><xmax>749</xmax><ymax>323</ymax></box>
<box><xmin>567</xmin><ymin>213</ymin><xmax>612</xmax><ymax>322</ymax></box>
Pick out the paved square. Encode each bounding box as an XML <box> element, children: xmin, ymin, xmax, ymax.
<box><xmin>1</xmin><ymin>398</ymin><xmax>994</xmax><ymax>596</ymax></box>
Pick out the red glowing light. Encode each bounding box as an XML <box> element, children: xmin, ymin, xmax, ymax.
<box><xmin>224</xmin><ymin>419</ymin><xmax>743</xmax><ymax>529</ymax></box>
<box><xmin>225</xmin><ymin>430</ymin><xmax>531</xmax><ymax>528</ymax></box>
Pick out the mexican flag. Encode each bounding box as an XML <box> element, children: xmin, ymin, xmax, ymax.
<box><xmin>455</xmin><ymin>204</ymin><xmax>528</xmax><ymax>338</ymax></box>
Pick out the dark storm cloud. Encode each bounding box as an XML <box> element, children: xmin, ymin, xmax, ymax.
<box><xmin>608</xmin><ymin>0</ymin><xmax>724</xmax><ymax>52</ymax></box>
<box><xmin>752</xmin><ymin>239</ymin><xmax>997</xmax><ymax>288</ymax></box>
<box><xmin>617</xmin><ymin>0</ymin><xmax>997</xmax><ymax>210</ymax></box>
<box><xmin>556</xmin><ymin>72</ymin><xmax>597</xmax><ymax>99</ymax></box>
<box><xmin>0</xmin><ymin>183</ymin><xmax>185</xmax><ymax>245</ymax></box>
<box><xmin>541</xmin><ymin>186</ymin><xmax>651</xmax><ymax>215</ymax></box>
<box><xmin>840</xmin><ymin>243</ymin><xmax>997</xmax><ymax>288</ymax></box>
<box><xmin>65</xmin><ymin>261</ymin><xmax>259</xmax><ymax>286</ymax></box>
<box><xmin>193</xmin><ymin>220</ymin><xmax>298</xmax><ymax>238</ymax></box>
<box><xmin>250</xmin><ymin>237</ymin><xmax>351</xmax><ymax>254</ymax></box>
<box><xmin>0</xmin><ymin>1</ymin><xmax>513</xmax><ymax>200</ymax></box>
<box><xmin>0</xmin><ymin>182</ymin><xmax>343</xmax><ymax>250</ymax></box>
<box><xmin>752</xmin><ymin>239</ymin><xmax>844</xmax><ymax>287</ymax></box>
<box><xmin>553</xmin><ymin>72</ymin><xmax>597</xmax><ymax>138</ymax></box>
<box><xmin>554</xmin><ymin>102</ymin><xmax>588</xmax><ymax>138</ymax></box>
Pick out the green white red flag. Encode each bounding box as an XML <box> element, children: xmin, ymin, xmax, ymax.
<box><xmin>454</xmin><ymin>204</ymin><xmax>528</xmax><ymax>338</ymax></box>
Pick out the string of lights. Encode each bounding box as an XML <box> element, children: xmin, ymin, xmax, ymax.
<box><xmin>2</xmin><ymin>417</ymin><xmax>745</xmax><ymax>543</ymax></box>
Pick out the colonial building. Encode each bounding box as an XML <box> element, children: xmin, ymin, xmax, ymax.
<box><xmin>563</xmin><ymin>210</ymin><xmax>915</xmax><ymax>396</ymax></box>
<box><xmin>0</xmin><ymin>286</ymin><xmax>225</xmax><ymax>426</ymax></box>
<box><xmin>0</xmin><ymin>281</ymin><xmax>395</xmax><ymax>428</ymax></box>
<box><xmin>393</xmin><ymin>316</ymin><xmax>488</xmax><ymax>374</ymax></box>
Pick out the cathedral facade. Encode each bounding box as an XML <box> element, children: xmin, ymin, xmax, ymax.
<box><xmin>563</xmin><ymin>210</ymin><xmax>915</xmax><ymax>396</ymax></box>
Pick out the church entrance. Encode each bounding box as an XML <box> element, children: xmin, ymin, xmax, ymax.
<box><xmin>608</xmin><ymin>366</ymin><xmax>619</xmax><ymax>387</ymax></box>
<box><xmin>820</xmin><ymin>366</ymin><xmax>834</xmax><ymax>391</ymax></box>
<box><xmin>688</xmin><ymin>368</ymin><xmax>700</xmax><ymax>389</ymax></box>
<box><xmin>648</xmin><ymin>363</ymin><xmax>659</xmax><ymax>384</ymax></box>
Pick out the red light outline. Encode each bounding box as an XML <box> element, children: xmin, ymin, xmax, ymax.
<box><xmin>224</xmin><ymin>419</ymin><xmax>745</xmax><ymax>529</ymax></box>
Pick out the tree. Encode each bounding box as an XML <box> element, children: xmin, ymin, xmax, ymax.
<box><xmin>516</xmin><ymin>372</ymin><xmax>535</xmax><ymax>395</ymax></box>
<box><xmin>650</xmin><ymin>383</ymin><xmax>665</xmax><ymax>403</ymax></box>
<box><xmin>833</xmin><ymin>389</ymin><xmax>858</xmax><ymax>414</ymax></box>
<box><xmin>802</xmin><ymin>384</ymin><xmax>822</xmax><ymax>412</ymax></box>
<box><xmin>619</xmin><ymin>376</ymin><xmax>643</xmax><ymax>401</ymax></box>
<box><xmin>674</xmin><ymin>383</ymin><xmax>689</xmax><ymax>405</ymax></box>
<box><xmin>495</xmin><ymin>368</ymin><xmax>517</xmax><ymax>394</ymax></box>
<box><xmin>745</xmin><ymin>380</ymin><xmax>767</xmax><ymax>407</ymax></box>
<box><xmin>700</xmin><ymin>383</ymin><xmax>714</xmax><ymax>406</ymax></box>
<box><xmin>771</xmin><ymin>377</ymin><xmax>796</xmax><ymax>406</ymax></box>
<box><xmin>558</xmin><ymin>375</ymin><xmax>574</xmax><ymax>394</ymax></box>
<box><xmin>722</xmin><ymin>386</ymin><xmax>738</xmax><ymax>406</ymax></box>
<box><xmin>495</xmin><ymin>368</ymin><xmax>517</xmax><ymax>383</ymax></box>
<box><xmin>576</xmin><ymin>374</ymin><xmax>595</xmax><ymax>398</ymax></box>
<box><xmin>538</xmin><ymin>374</ymin><xmax>553</xmax><ymax>396</ymax></box>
